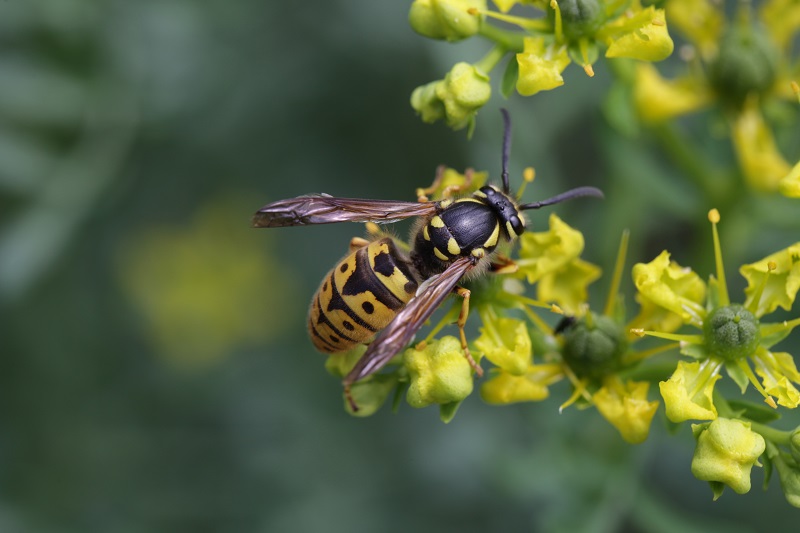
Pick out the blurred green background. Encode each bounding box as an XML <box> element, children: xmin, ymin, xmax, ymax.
<box><xmin>1</xmin><ymin>1</ymin><xmax>798</xmax><ymax>532</ymax></box>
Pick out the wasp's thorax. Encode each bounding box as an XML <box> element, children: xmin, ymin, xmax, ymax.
<box><xmin>411</xmin><ymin>186</ymin><xmax>524</xmax><ymax>279</ymax></box>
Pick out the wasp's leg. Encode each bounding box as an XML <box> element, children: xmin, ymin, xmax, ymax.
<box><xmin>416</xmin><ymin>165</ymin><xmax>446</xmax><ymax>202</ymax></box>
<box><xmin>454</xmin><ymin>286</ymin><xmax>483</xmax><ymax>377</ymax></box>
<box><xmin>349</xmin><ymin>236</ymin><xmax>370</xmax><ymax>253</ymax></box>
<box><xmin>344</xmin><ymin>384</ymin><xmax>359</xmax><ymax>413</ymax></box>
<box><xmin>489</xmin><ymin>254</ymin><xmax>518</xmax><ymax>275</ymax></box>
<box><xmin>440</xmin><ymin>167</ymin><xmax>474</xmax><ymax>199</ymax></box>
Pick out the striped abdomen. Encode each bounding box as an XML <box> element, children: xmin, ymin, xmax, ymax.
<box><xmin>308</xmin><ymin>238</ymin><xmax>419</xmax><ymax>354</ymax></box>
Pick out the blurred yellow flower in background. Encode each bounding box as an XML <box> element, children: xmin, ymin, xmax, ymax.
<box><xmin>117</xmin><ymin>197</ymin><xmax>298</xmax><ymax>367</ymax></box>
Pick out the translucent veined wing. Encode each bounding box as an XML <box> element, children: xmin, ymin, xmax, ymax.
<box><xmin>252</xmin><ymin>194</ymin><xmax>438</xmax><ymax>228</ymax></box>
<box><xmin>343</xmin><ymin>255</ymin><xmax>475</xmax><ymax>387</ymax></box>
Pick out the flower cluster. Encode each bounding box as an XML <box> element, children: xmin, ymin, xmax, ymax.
<box><xmin>628</xmin><ymin>0</ymin><xmax>800</xmax><ymax>196</ymax></box>
<box><xmin>321</xmin><ymin>166</ymin><xmax>800</xmax><ymax>506</ymax></box>
<box><xmin>408</xmin><ymin>0</ymin><xmax>674</xmax><ymax>133</ymax></box>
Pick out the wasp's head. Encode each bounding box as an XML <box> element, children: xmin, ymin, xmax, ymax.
<box><xmin>477</xmin><ymin>185</ymin><xmax>525</xmax><ymax>239</ymax></box>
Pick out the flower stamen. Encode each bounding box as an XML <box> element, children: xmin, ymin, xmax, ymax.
<box><xmin>709</xmin><ymin>209</ymin><xmax>730</xmax><ymax>307</ymax></box>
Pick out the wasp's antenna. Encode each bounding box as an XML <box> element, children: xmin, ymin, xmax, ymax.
<box><xmin>500</xmin><ymin>108</ymin><xmax>512</xmax><ymax>194</ymax></box>
<box><xmin>519</xmin><ymin>186</ymin><xmax>604</xmax><ymax>210</ymax></box>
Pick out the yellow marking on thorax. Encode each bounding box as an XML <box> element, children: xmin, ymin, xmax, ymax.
<box><xmin>447</xmin><ymin>237</ymin><xmax>461</xmax><ymax>256</ymax></box>
<box><xmin>484</xmin><ymin>222</ymin><xmax>500</xmax><ymax>248</ymax></box>
<box><xmin>422</xmin><ymin>225</ymin><xmax>431</xmax><ymax>241</ymax></box>
<box><xmin>439</xmin><ymin>199</ymin><xmax>453</xmax><ymax>208</ymax></box>
<box><xmin>455</xmin><ymin>197</ymin><xmax>484</xmax><ymax>204</ymax></box>
<box><xmin>471</xmin><ymin>248</ymin><xmax>485</xmax><ymax>258</ymax></box>
<box><xmin>434</xmin><ymin>247</ymin><xmax>449</xmax><ymax>261</ymax></box>
<box><xmin>430</xmin><ymin>216</ymin><xmax>445</xmax><ymax>228</ymax></box>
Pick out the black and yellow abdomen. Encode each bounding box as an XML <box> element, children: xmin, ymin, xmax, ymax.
<box><xmin>308</xmin><ymin>238</ymin><xmax>419</xmax><ymax>354</ymax></box>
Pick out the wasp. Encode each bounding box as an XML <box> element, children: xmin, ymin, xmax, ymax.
<box><xmin>253</xmin><ymin>110</ymin><xmax>602</xmax><ymax>410</ymax></box>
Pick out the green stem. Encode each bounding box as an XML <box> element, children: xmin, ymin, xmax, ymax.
<box><xmin>473</xmin><ymin>43</ymin><xmax>509</xmax><ymax>74</ymax></box>
<box><xmin>749</xmin><ymin>421</ymin><xmax>793</xmax><ymax>446</ymax></box>
<box><xmin>653</xmin><ymin>122</ymin><xmax>730</xmax><ymax>205</ymax></box>
<box><xmin>478</xmin><ymin>24</ymin><xmax>525</xmax><ymax>52</ymax></box>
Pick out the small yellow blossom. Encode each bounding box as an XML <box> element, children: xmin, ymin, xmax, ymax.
<box><xmin>633</xmin><ymin>63</ymin><xmax>712</xmax><ymax>123</ymax></box>
<box><xmin>599</xmin><ymin>6</ymin><xmax>674</xmax><ymax>62</ymax></box>
<box><xmin>480</xmin><ymin>368</ymin><xmax>552</xmax><ymax>404</ymax></box>
<box><xmin>780</xmin><ymin>160</ymin><xmax>800</xmax><ymax>198</ymax></box>
<box><xmin>516</xmin><ymin>37</ymin><xmax>571</xmax><ymax>96</ymax></box>
<box><xmin>740</xmin><ymin>242</ymin><xmax>800</xmax><ymax>317</ymax></box>
<box><xmin>593</xmin><ymin>377</ymin><xmax>659</xmax><ymax>444</ymax></box>
<box><xmin>659</xmin><ymin>360</ymin><xmax>721</xmax><ymax>422</ymax></box>
<box><xmin>474</xmin><ymin>317</ymin><xmax>532</xmax><ymax>375</ymax></box>
<box><xmin>632</xmin><ymin>251</ymin><xmax>707</xmax><ymax>326</ymax></box>
<box><xmin>117</xmin><ymin>199</ymin><xmax>297</xmax><ymax>366</ymax></box>
<box><xmin>731</xmin><ymin>98</ymin><xmax>792</xmax><ymax>192</ymax></box>
<box><xmin>516</xmin><ymin>213</ymin><xmax>600</xmax><ymax>313</ymax></box>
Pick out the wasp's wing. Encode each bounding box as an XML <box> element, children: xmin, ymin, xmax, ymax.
<box><xmin>252</xmin><ymin>194</ymin><xmax>438</xmax><ymax>228</ymax></box>
<box><xmin>343</xmin><ymin>256</ymin><xmax>475</xmax><ymax>386</ymax></box>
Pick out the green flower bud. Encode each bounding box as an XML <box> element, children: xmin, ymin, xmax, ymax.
<box><xmin>411</xmin><ymin>80</ymin><xmax>446</xmax><ymax>124</ymax></box>
<box><xmin>560</xmin><ymin>313</ymin><xmax>627</xmax><ymax>380</ymax></box>
<box><xmin>344</xmin><ymin>375</ymin><xmax>399</xmax><ymax>417</ymax></box>
<box><xmin>703</xmin><ymin>304</ymin><xmax>760</xmax><ymax>362</ymax></box>
<box><xmin>552</xmin><ymin>0</ymin><xmax>606</xmax><ymax>42</ymax></box>
<box><xmin>707</xmin><ymin>25</ymin><xmax>779</xmax><ymax>108</ymax></box>
<box><xmin>772</xmin><ymin>453</ymin><xmax>800</xmax><ymax>508</ymax></box>
<box><xmin>404</xmin><ymin>336</ymin><xmax>474</xmax><ymax>408</ymax></box>
<box><xmin>790</xmin><ymin>428</ymin><xmax>800</xmax><ymax>464</ymax></box>
<box><xmin>435</xmin><ymin>62</ymin><xmax>491</xmax><ymax>130</ymax></box>
<box><xmin>691</xmin><ymin>418</ymin><xmax>765</xmax><ymax>495</ymax></box>
<box><xmin>409</xmin><ymin>0</ymin><xmax>486</xmax><ymax>42</ymax></box>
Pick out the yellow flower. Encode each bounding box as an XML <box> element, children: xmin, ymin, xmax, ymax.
<box><xmin>474</xmin><ymin>316</ymin><xmax>532</xmax><ymax>375</ymax></box>
<box><xmin>515</xmin><ymin>213</ymin><xmax>600</xmax><ymax>314</ymax></box>
<box><xmin>659</xmin><ymin>360</ymin><xmax>721</xmax><ymax>422</ymax></box>
<box><xmin>409</xmin><ymin>0</ymin><xmax>486</xmax><ymax>42</ymax></box>
<box><xmin>631</xmin><ymin>250</ymin><xmax>707</xmax><ymax>326</ymax></box>
<box><xmin>634</xmin><ymin>1</ymin><xmax>799</xmax><ymax>193</ymax></box>
<box><xmin>740</xmin><ymin>242</ymin><xmax>800</xmax><ymax>317</ymax></box>
<box><xmin>731</xmin><ymin>97</ymin><xmax>792</xmax><ymax>192</ymax></box>
<box><xmin>516</xmin><ymin>37</ymin><xmax>571</xmax><ymax>96</ymax></box>
<box><xmin>780</xmin><ymin>160</ymin><xmax>800</xmax><ymax>198</ymax></box>
<box><xmin>593</xmin><ymin>377</ymin><xmax>659</xmax><ymax>444</ymax></box>
<box><xmin>635</xmin><ymin>210</ymin><xmax>800</xmax><ymax>417</ymax></box>
<box><xmin>117</xmin><ymin>198</ymin><xmax>297</xmax><ymax>366</ymax></box>
<box><xmin>480</xmin><ymin>367</ymin><xmax>553</xmax><ymax>404</ymax></box>
<box><xmin>598</xmin><ymin>6</ymin><xmax>674</xmax><ymax>61</ymax></box>
<box><xmin>633</xmin><ymin>63</ymin><xmax>712</xmax><ymax>123</ymax></box>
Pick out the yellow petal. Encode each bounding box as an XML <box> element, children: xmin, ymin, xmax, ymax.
<box><xmin>740</xmin><ymin>242</ymin><xmax>800</xmax><ymax>317</ymax></box>
<box><xmin>633</xmin><ymin>63</ymin><xmax>712</xmax><ymax>123</ymax></box>
<box><xmin>474</xmin><ymin>317</ymin><xmax>532</xmax><ymax>375</ymax></box>
<box><xmin>659</xmin><ymin>360</ymin><xmax>720</xmax><ymax>422</ymax></box>
<box><xmin>516</xmin><ymin>213</ymin><xmax>585</xmax><ymax>284</ymax></box>
<box><xmin>760</xmin><ymin>0</ymin><xmax>800</xmax><ymax>50</ymax></box>
<box><xmin>731</xmin><ymin>98</ymin><xmax>792</xmax><ymax>192</ymax></box>
<box><xmin>480</xmin><ymin>369</ymin><xmax>551</xmax><ymax>404</ymax></box>
<box><xmin>516</xmin><ymin>37</ymin><xmax>571</xmax><ymax>96</ymax></box>
<box><xmin>666</xmin><ymin>0</ymin><xmax>723</xmax><ymax>58</ymax></box>
<box><xmin>594</xmin><ymin>378</ymin><xmax>659</xmax><ymax>444</ymax></box>
<box><xmin>536</xmin><ymin>258</ymin><xmax>601</xmax><ymax>315</ymax></box>
<box><xmin>632</xmin><ymin>251</ymin><xmax>707</xmax><ymax>326</ymax></box>
<box><xmin>602</xmin><ymin>7</ymin><xmax>674</xmax><ymax>62</ymax></box>
<box><xmin>779</xmin><ymin>160</ymin><xmax>800</xmax><ymax>198</ymax></box>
